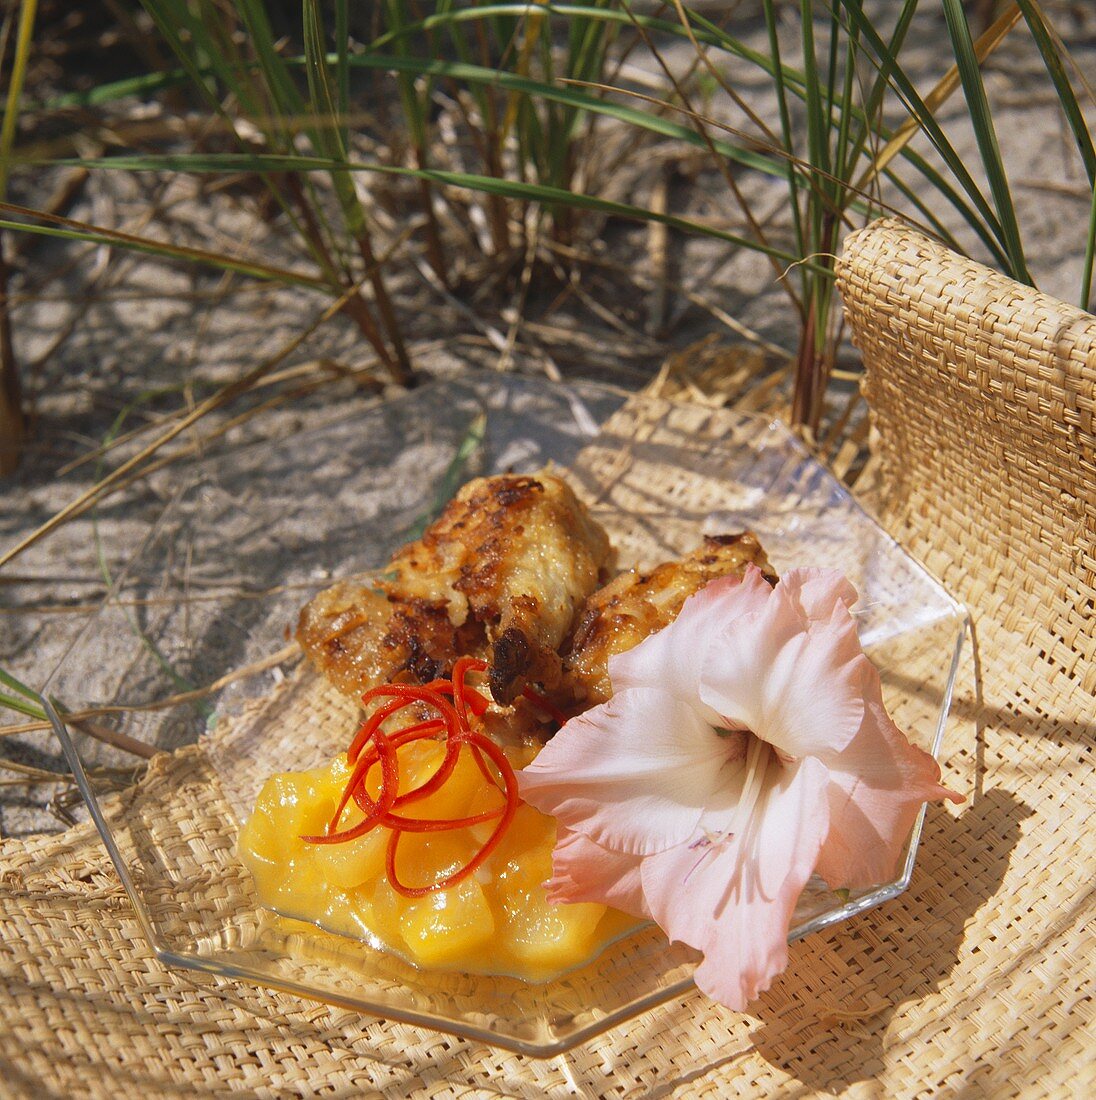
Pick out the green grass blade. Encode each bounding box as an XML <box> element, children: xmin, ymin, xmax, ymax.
<box><xmin>31</xmin><ymin>69</ymin><xmax>191</xmax><ymax>110</ymax></box>
<box><xmin>843</xmin><ymin>0</ymin><xmax>918</xmax><ymax>199</ymax></box>
<box><xmin>195</xmin><ymin>0</ymin><xmax>252</xmax><ymax>109</ymax></box>
<box><xmin>301</xmin><ymin>0</ymin><xmax>346</xmax><ymax>160</ymax></box>
<box><xmin>760</xmin><ymin>0</ymin><xmax>805</xmax><ymax>291</ymax></box>
<box><xmin>0</xmin><ymin>0</ymin><xmax>38</xmax><ymax>201</ymax></box>
<box><xmin>832</xmin><ymin>0</ymin><xmax>1006</xmax><ymax>242</ymax></box>
<box><xmin>0</xmin><ymin>666</ymin><xmax>46</xmax><ymax>721</ymax></box>
<box><xmin>368</xmin><ymin>4</ymin><xmax>777</xmax><ymax>78</ymax></box>
<box><xmin>0</xmin><ymin>201</ymin><xmax>331</xmax><ymax>290</ymax></box>
<box><xmin>941</xmin><ymin>0</ymin><xmax>1030</xmax><ymax>283</ymax></box>
<box><xmin>343</xmin><ymin>53</ymin><xmax>780</xmax><ymax>177</ymax></box>
<box><xmin>335</xmin><ymin>0</ymin><xmax>349</xmax><ymax>150</ymax></box>
<box><xmin>830</xmin><ymin>3</ymin><xmax>855</xmax><ymax>193</ymax></box>
<box><xmin>235</xmin><ymin>0</ymin><xmax>305</xmax><ymax>119</ymax></box>
<box><xmin>436</xmin><ymin>0</ymin><xmax>492</xmax><ymax>124</ymax></box>
<box><xmin>302</xmin><ymin>0</ymin><xmax>367</xmax><ymax>241</ymax></box>
<box><xmin>138</xmin><ymin>0</ymin><xmax>243</xmax><ymax>114</ymax></box>
<box><xmin>49</xmin><ymin>152</ymin><xmax>827</xmax><ymax>272</ymax></box>
<box><xmin>824</xmin><ymin>0</ymin><xmax>842</xmax><ymax>153</ymax></box>
<box><xmin>1081</xmin><ymin>182</ymin><xmax>1096</xmax><ymax>312</ymax></box>
<box><xmin>566</xmin><ymin>0</ymin><xmax>615</xmax><ymax>140</ymax></box>
<box><xmin>0</xmin><ymin>666</ymin><xmax>40</xmax><ymax>702</ymax></box>
<box><xmin>798</xmin><ymin>0</ymin><xmax>829</xmax><ymax>263</ymax></box>
<box><xmin>1015</xmin><ymin>0</ymin><xmax>1095</xmax><ymax>187</ymax></box>
<box><xmin>864</xmin><ymin>0</ymin><xmax>917</xmax><ymax>120</ymax></box>
<box><xmin>382</xmin><ymin>0</ymin><xmax>429</xmax><ymax>152</ymax></box>
<box><xmin>0</xmin><ymin>689</ymin><xmax>46</xmax><ymax>720</ymax></box>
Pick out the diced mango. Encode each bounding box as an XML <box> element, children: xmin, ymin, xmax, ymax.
<box><xmin>399</xmin><ymin>743</ymin><xmax>483</xmax><ymax>822</ymax></box>
<box><xmin>398</xmin><ymin>878</ymin><xmax>496</xmax><ymax>967</ymax></box>
<box><xmin>309</xmin><ymin>826</ymin><xmax>387</xmax><ymax>890</ymax></box>
<box><xmin>388</xmin><ymin>826</ymin><xmax>470</xmax><ymax>888</ymax></box>
<box><xmin>239</xmin><ymin>764</ymin><xmax>336</xmax><ymax>863</ymax></box>
<box><xmin>497</xmin><ymin>881</ymin><xmax>607</xmax><ymax>969</ymax></box>
<box><xmin>237</xmin><ymin>739</ymin><xmax>639</xmax><ymax>980</ymax></box>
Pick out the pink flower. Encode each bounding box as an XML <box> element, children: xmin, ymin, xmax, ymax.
<box><xmin>518</xmin><ymin>566</ymin><xmax>961</xmax><ymax>1010</ymax></box>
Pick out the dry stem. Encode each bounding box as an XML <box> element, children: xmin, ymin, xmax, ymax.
<box><xmin>0</xmin><ymin>233</ymin><xmax>24</xmax><ymax>474</ymax></box>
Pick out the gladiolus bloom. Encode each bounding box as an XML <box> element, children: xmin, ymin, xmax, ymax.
<box><xmin>518</xmin><ymin>566</ymin><xmax>961</xmax><ymax>1010</ymax></box>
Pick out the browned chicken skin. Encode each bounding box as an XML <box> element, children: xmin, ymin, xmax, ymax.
<box><xmin>382</xmin><ymin>471</ymin><xmax>612</xmax><ymax>702</ymax></box>
<box><xmin>296</xmin><ymin>470</ymin><xmax>612</xmax><ymax>704</ymax></box>
<box><xmin>298</xmin><ymin>471</ymin><xmax>775</xmax><ymax>726</ymax></box>
<box><xmin>296</xmin><ymin>580</ymin><xmax>480</xmax><ymax>702</ymax></box>
<box><xmin>560</xmin><ymin>532</ymin><xmax>777</xmax><ymax>707</ymax></box>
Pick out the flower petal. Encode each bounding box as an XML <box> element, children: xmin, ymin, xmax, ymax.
<box><xmin>518</xmin><ymin>686</ymin><xmax>739</xmax><ymax>855</ymax></box>
<box><xmin>777</xmin><ymin>567</ymin><xmax>859</xmax><ymax>621</ymax></box>
<box><xmin>543</xmin><ymin>826</ymin><xmax>650</xmax><ymax>918</ymax></box>
<box><xmin>700</xmin><ymin>569</ymin><xmax>870</xmax><ymax>759</ymax></box>
<box><xmin>816</xmin><ymin>697</ymin><xmax>964</xmax><ymax>888</ymax></box>
<box><xmin>639</xmin><ymin>755</ymin><xmax>831</xmax><ymax>1011</ymax></box>
<box><xmin>608</xmin><ymin>568</ymin><xmax>774</xmax><ymax>706</ymax></box>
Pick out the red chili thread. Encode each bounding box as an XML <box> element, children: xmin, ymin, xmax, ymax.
<box><xmin>301</xmin><ymin>659</ymin><xmax>520</xmax><ymax>896</ymax></box>
<box><xmin>333</xmin><ymin>710</ymin><xmax>434</xmax><ymax>832</ymax></box>
<box><xmin>521</xmin><ymin>685</ymin><xmax>570</xmax><ymax>728</ymax></box>
<box><xmin>385</xmin><ymin>730</ymin><xmax>518</xmax><ymax>898</ymax></box>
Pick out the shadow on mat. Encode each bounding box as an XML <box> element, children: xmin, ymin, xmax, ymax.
<box><xmin>742</xmin><ymin>787</ymin><xmax>1030</xmax><ymax>1094</ymax></box>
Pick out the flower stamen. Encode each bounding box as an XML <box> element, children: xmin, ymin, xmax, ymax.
<box><xmin>684</xmin><ymin>825</ymin><xmax>733</xmax><ymax>883</ymax></box>
<box><xmin>724</xmin><ymin>732</ymin><xmax>770</xmax><ymax>859</ymax></box>
<box><xmin>683</xmin><ymin>836</ymin><xmax>714</xmax><ymax>884</ymax></box>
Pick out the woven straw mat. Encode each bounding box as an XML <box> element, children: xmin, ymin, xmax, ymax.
<box><xmin>2</xmin><ymin>218</ymin><xmax>1093</xmax><ymax>1097</ymax></box>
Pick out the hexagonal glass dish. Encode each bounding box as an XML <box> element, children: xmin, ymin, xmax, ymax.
<box><xmin>41</xmin><ymin>374</ymin><xmax>965</xmax><ymax>1056</ymax></box>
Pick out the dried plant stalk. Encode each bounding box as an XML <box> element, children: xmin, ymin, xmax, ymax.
<box><xmin>0</xmin><ymin>238</ymin><xmax>24</xmax><ymax>474</ymax></box>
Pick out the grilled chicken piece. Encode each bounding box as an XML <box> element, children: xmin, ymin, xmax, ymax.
<box><xmin>561</xmin><ymin>532</ymin><xmax>777</xmax><ymax>708</ymax></box>
<box><xmin>297</xmin><ymin>471</ymin><xmax>612</xmax><ymax>704</ymax></box>
<box><xmin>296</xmin><ymin>580</ymin><xmax>482</xmax><ymax>702</ymax></box>
<box><xmin>381</xmin><ymin>471</ymin><xmax>612</xmax><ymax>703</ymax></box>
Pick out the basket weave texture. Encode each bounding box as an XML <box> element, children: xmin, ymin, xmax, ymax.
<box><xmin>1</xmin><ymin>220</ymin><xmax>1093</xmax><ymax>1097</ymax></box>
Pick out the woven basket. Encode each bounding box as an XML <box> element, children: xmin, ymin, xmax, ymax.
<box><xmin>1</xmin><ymin>220</ymin><xmax>1093</xmax><ymax>1097</ymax></box>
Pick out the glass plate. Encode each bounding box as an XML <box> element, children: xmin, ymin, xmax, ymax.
<box><xmin>41</xmin><ymin>374</ymin><xmax>966</xmax><ymax>1056</ymax></box>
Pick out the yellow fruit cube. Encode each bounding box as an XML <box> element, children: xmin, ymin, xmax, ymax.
<box><xmin>238</xmin><ymin>728</ymin><xmax>641</xmax><ymax>982</ymax></box>
<box><xmin>399</xmin><ymin>878</ymin><xmax>496</xmax><ymax>967</ymax></box>
<box><xmin>309</xmin><ymin>826</ymin><xmax>387</xmax><ymax>890</ymax></box>
<box><xmin>402</xmin><ymin>743</ymin><xmax>485</xmax><ymax>821</ymax></box>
